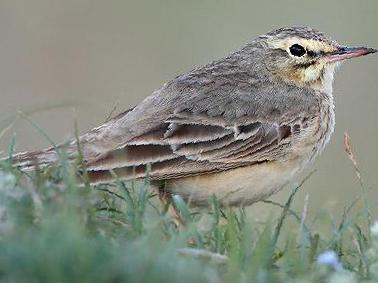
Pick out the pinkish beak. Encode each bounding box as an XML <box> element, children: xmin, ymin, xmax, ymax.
<box><xmin>325</xmin><ymin>46</ymin><xmax>377</xmax><ymax>62</ymax></box>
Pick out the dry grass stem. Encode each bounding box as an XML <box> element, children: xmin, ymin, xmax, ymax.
<box><xmin>343</xmin><ymin>132</ymin><xmax>361</xmax><ymax>183</ymax></box>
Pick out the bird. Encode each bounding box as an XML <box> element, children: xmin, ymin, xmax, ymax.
<box><xmin>9</xmin><ymin>26</ymin><xmax>376</xmax><ymax>206</ymax></box>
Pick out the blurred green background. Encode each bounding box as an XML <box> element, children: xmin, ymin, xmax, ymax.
<box><xmin>0</xmin><ymin>0</ymin><xmax>377</xmax><ymax>217</ymax></box>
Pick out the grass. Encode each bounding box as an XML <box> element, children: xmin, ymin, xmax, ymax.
<box><xmin>0</xmin><ymin>139</ymin><xmax>377</xmax><ymax>282</ymax></box>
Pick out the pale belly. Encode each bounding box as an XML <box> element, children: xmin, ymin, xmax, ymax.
<box><xmin>166</xmin><ymin>158</ymin><xmax>306</xmax><ymax>206</ymax></box>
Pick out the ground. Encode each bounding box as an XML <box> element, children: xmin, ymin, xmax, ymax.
<box><xmin>0</xmin><ymin>149</ymin><xmax>376</xmax><ymax>283</ymax></box>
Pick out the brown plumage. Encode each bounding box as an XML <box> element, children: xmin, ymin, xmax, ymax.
<box><xmin>9</xmin><ymin>26</ymin><xmax>376</xmax><ymax>206</ymax></box>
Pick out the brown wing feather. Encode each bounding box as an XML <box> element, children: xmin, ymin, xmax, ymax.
<box><xmin>86</xmin><ymin>111</ymin><xmax>295</xmax><ymax>183</ymax></box>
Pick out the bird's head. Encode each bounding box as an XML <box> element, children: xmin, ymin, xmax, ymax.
<box><xmin>254</xmin><ymin>26</ymin><xmax>376</xmax><ymax>92</ymax></box>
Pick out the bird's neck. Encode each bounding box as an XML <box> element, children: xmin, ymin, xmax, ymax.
<box><xmin>310</xmin><ymin>63</ymin><xmax>337</xmax><ymax>94</ymax></box>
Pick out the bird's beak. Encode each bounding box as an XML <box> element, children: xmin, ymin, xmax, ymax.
<box><xmin>325</xmin><ymin>46</ymin><xmax>377</xmax><ymax>62</ymax></box>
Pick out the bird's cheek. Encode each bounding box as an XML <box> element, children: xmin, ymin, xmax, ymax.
<box><xmin>302</xmin><ymin>65</ymin><xmax>323</xmax><ymax>82</ymax></box>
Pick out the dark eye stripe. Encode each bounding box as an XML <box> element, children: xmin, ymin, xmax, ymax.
<box><xmin>307</xmin><ymin>50</ymin><xmax>317</xmax><ymax>57</ymax></box>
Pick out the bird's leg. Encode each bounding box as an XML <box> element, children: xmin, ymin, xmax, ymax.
<box><xmin>157</xmin><ymin>182</ymin><xmax>184</xmax><ymax>229</ymax></box>
<box><xmin>158</xmin><ymin>187</ymin><xmax>172</xmax><ymax>213</ymax></box>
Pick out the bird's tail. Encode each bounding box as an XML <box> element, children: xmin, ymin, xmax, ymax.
<box><xmin>4</xmin><ymin>144</ymin><xmax>77</xmax><ymax>171</ymax></box>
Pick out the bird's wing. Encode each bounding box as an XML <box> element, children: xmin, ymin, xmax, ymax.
<box><xmin>86</xmin><ymin>81</ymin><xmax>320</xmax><ymax>183</ymax></box>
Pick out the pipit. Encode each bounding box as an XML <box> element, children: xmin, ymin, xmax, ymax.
<box><xmin>10</xmin><ymin>26</ymin><xmax>376</xmax><ymax>206</ymax></box>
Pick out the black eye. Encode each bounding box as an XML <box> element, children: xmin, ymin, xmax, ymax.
<box><xmin>289</xmin><ymin>44</ymin><xmax>306</xmax><ymax>57</ymax></box>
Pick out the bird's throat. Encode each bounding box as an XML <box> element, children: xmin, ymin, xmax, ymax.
<box><xmin>278</xmin><ymin>63</ymin><xmax>337</xmax><ymax>93</ymax></box>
